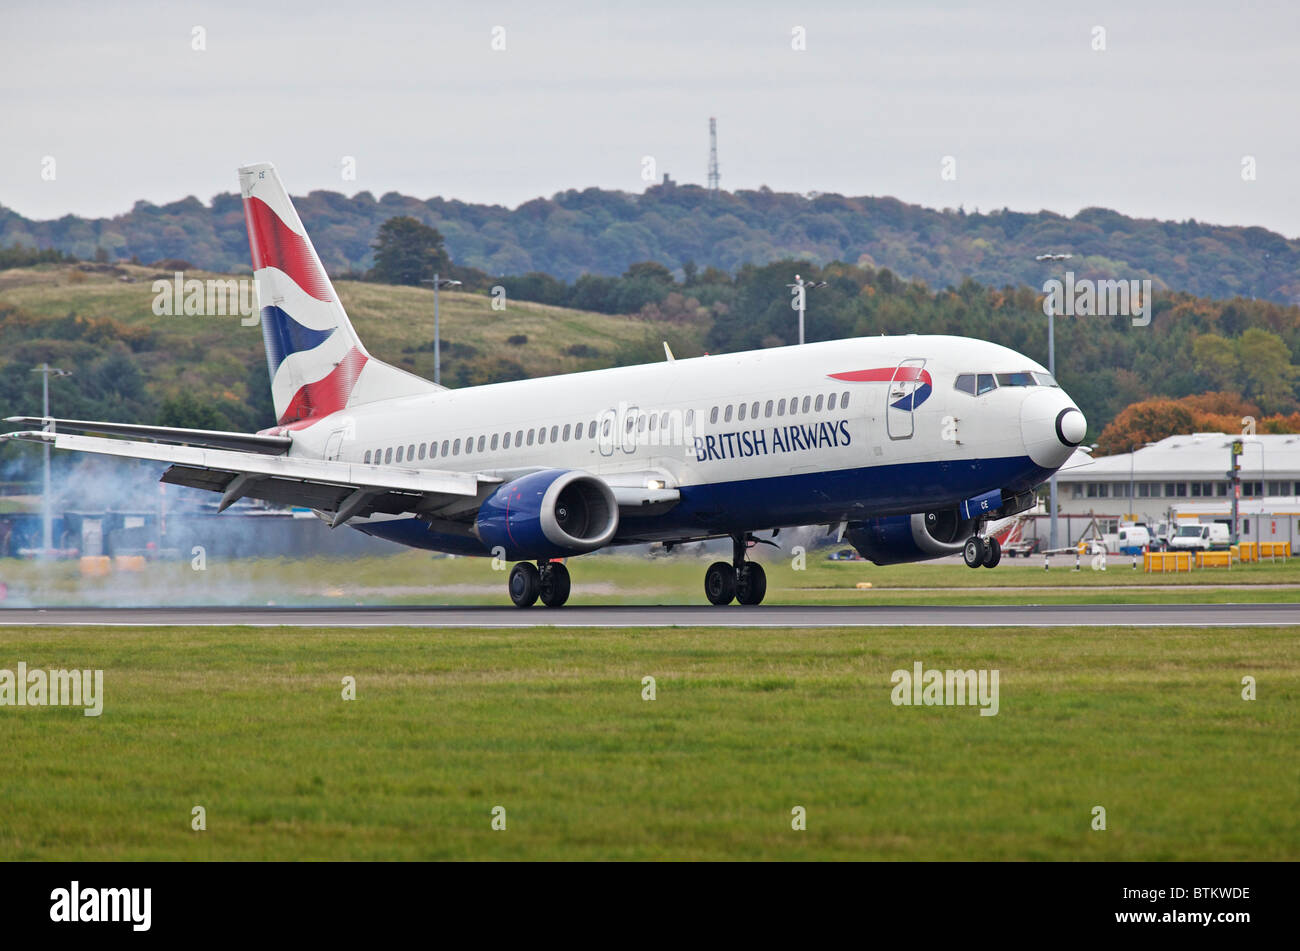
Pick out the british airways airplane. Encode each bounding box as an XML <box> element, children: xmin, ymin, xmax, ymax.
<box><xmin>3</xmin><ymin>164</ymin><xmax>1086</xmax><ymax>607</ymax></box>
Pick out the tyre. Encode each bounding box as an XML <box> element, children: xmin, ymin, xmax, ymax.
<box><xmin>539</xmin><ymin>562</ymin><xmax>571</xmax><ymax>608</ymax></box>
<box><xmin>963</xmin><ymin>536</ymin><xmax>987</xmax><ymax>568</ymax></box>
<box><xmin>736</xmin><ymin>563</ymin><xmax>767</xmax><ymax>605</ymax></box>
<box><xmin>508</xmin><ymin>562</ymin><xmax>540</xmax><ymax>607</ymax></box>
<box><xmin>704</xmin><ymin>561</ymin><xmax>737</xmax><ymax>605</ymax></box>
<box><xmin>982</xmin><ymin>537</ymin><xmax>1002</xmax><ymax>568</ymax></box>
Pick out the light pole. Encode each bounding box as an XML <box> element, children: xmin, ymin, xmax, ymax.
<box><xmin>785</xmin><ymin>273</ymin><xmax>826</xmax><ymax>345</ymax></box>
<box><xmin>1036</xmin><ymin>253</ymin><xmax>1072</xmax><ymax>549</ymax></box>
<box><xmin>421</xmin><ymin>273</ymin><xmax>462</xmax><ymax>385</ymax></box>
<box><xmin>30</xmin><ymin>363</ymin><xmax>71</xmax><ymax>557</ymax></box>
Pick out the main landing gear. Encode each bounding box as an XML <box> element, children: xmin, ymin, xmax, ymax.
<box><xmin>705</xmin><ymin>534</ymin><xmax>768</xmax><ymax>606</ymax></box>
<box><xmin>962</xmin><ymin>535</ymin><xmax>1001</xmax><ymax>569</ymax></box>
<box><xmin>509</xmin><ymin>561</ymin><xmax>571</xmax><ymax>608</ymax></box>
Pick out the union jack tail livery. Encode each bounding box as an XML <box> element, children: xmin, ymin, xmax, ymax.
<box><xmin>238</xmin><ymin>162</ymin><xmax>439</xmax><ymax>428</ymax></box>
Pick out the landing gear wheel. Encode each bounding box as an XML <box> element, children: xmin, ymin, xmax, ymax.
<box><xmin>539</xmin><ymin>562</ymin><xmax>571</xmax><ymax>607</ymax></box>
<box><xmin>736</xmin><ymin>563</ymin><xmax>767</xmax><ymax>605</ymax></box>
<box><xmin>508</xmin><ymin>562</ymin><xmax>540</xmax><ymax>607</ymax></box>
<box><xmin>704</xmin><ymin>561</ymin><xmax>737</xmax><ymax>605</ymax></box>
<box><xmin>962</xmin><ymin>536</ymin><xmax>987</xmax><ymax>569</ymax></box>
<box><xmin>981</xmin><ymin>537</ymin><xmax>1002</xmax><ymax>569</ymax></box>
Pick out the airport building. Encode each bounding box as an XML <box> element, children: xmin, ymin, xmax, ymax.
<box><xmin>1051</xmin><ymin>432</ymin><xmax>1300</xmax><ymax>546</ymax></box>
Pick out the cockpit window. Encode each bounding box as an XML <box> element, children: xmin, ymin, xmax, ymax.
<box><xmin>976</xmin><ymin>373</ymin><xmax>997</xmax><ymax>395</ymax></box>
<box><xmin>1032</xmin><ymin>371</ymin><xmax>1058</xmax><ymax>387</ymax></box>
<box><xmin>954</xmin><ymin>373</ymin><xmax>976</xmax><ymax>395</ymax></box>
<box><xmin>996</xmin><ymin>371</ymin><xmax>1037</xmax><ymax>387</ymax></box>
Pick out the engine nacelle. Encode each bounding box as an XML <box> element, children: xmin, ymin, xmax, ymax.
<box><xmin>475</xmin><ymin>469</ymin><xmax>619</xmax><ymax>561</ymax></box>
<box><xmin>846</xmin><ymin>508</ymin><xmax>980</xmax><ymax>566</ymax></box>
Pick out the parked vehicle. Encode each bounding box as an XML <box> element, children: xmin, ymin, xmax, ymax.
<box><xmin>1104</xmin><ymin>525</ymin><xmax>1151</xmax><ymax>555</ymax></box>
<box><xmin>1169</xmin><ymin>522</ymin><xmax>1230</xmax><ymax>551</ymax></box>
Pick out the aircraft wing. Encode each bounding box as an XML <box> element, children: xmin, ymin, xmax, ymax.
<box><xmin>4</xmin><ymin>416</ymin><xmax>292</xmax><ymax>454</ymax></box>
<box><xmin>0</xmin><ymin>429</ymin><xmax>501</xmax><ymax>527</ymax></box>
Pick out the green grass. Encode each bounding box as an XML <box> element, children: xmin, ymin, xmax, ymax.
<box><xmin>2</xmin><ymin>550</ymin><xmax>1299</xmax><ymax>608</ymax></box>
<box><xmin>0</xmin><ymin>624</ymin><xmax>1295</xmax><ymax>860</ymax></box>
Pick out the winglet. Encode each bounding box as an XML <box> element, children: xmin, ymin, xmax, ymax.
<box><xmin>663</xmin><ymin>342</ymin><xmax>675</xmax><ymax>361</ymax></box>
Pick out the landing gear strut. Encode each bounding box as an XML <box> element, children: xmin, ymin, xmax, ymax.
<box><xmin>962</xmin><ymin>535</ymin><xmax>1001</xmax><ymax>569</ymax></box>
<box><xmin>509</xmin><ymin>561</ymin><xmax>571</xmax><ymax>607</ymax></box>
<box><xmin>705</xmin><ymin>534</ymin><xmax>768</xmax><ymax>606</ymax></box>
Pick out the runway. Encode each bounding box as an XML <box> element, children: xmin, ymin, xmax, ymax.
<box><xmin>1</xmin><ymin>603</ymin><xmax>1297</xmax><ymax>627</ymax></box>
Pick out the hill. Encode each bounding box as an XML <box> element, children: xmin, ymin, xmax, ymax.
<box><xmin>0</xmin><ymin>263</ymin><xmax>704</xmax><ymax>433</ymax></box>
<box><xmin>2</xmin><ymin>183</ymin><xmax>1298</xmax><ymax>304</ymax></box>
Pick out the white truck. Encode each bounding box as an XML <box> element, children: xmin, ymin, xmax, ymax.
<box><xmin>1169</xmin><ymin>522</ymin><xmax>1231</xmax><ymax>551</ymax></box>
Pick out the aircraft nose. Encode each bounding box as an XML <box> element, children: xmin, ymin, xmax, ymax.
<box><xmin>1021</xmin><ymin>389</ymin><xmax>1087</xmax><ymax>469</ymax></box>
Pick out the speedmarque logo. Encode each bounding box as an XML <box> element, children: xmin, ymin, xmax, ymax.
<box><xmin>50</xmin><ymin>881</ymin><xmax>151</xmax><ymax>931</ymax></box>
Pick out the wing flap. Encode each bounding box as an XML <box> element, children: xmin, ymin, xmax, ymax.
<box><xmin>4</xmin><ymin>417</ymin><xmax>291</xmax><ymax>454</ymax></box>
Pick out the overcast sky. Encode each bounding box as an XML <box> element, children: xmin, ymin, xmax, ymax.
<box><xmin>3</xmin><ymin>0</ymin><xmax>1298</xmax><ymax>236</ymax></box>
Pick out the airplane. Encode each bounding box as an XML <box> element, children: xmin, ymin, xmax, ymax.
<box><xmin>2</xmin><ymin>163</ymin><xmax>1087</xmax><ymax>608</ymax></box>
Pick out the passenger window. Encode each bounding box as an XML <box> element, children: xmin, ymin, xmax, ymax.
<box><xmin>563</xmin><ymin>424</ymin><xmax>571</xmax><ymax>440</ymax></box>
<box><xmin>954</xmin><ymin>373</ymin><xmax>976</xmax><ymax>395</ymax></box>
<box><xmin>588</xmin><ymin>421</ymin><xmax>597</xmax><ymax>438</ymax></box>
<box><xmin>396</xmin><ymin>446</ymin><xmax>404</xmax><ymax>463</ymax></box>
<box><xmin>364</xmin><ymin>450</ymin><xmax>372</xmax><ymax>464</ymax></box>
<box><xmin>738</xmin><ymin>402</ymin><xmax>747</xmax><ymax>421</ymax></box>
<box><xmin>549</xmin><ymin>426</ymin><xmax>558</xmax><ymax>442</ymax></box>
<box><xmin>602</xmin><ymin>419</ymin><xmax>611</xmax><ymax>437</ymax></box>
<box><xmin>503</xmin><ymin>432</ymin><xmax>511</xmax><ymax>449</ymax></box>
<box><xmin>777</xmin><ymin>399</ymin><xmax>786</xmax><ymax>416</ymax></box>
<box><xmin>710</xmin><ymin>406</ymin><xmax>719</xmax><ymax>424</ymax></box>
<box><xmin>660</xmin><ymin>412</ymin><xmax>669</xmax><ymax>429</ymax></box>
<box><xmin>478</xmin><ymin>435</ymin><xmax>486</xmax><ymax>452</ymax></box>
<box><xmin>724</xmin><ymin>405</ymin><xmax>733</xmax><ymax>423</ymax></box>
<box><xmin>789</xmin><ymin>395</ymin><xmax>798</xmax><ymax>413</ymax></box>
<box><xmin>538</xmin><ymin>427</ymin><xmax>546</xmax><ymax>445</ymax></box>
<box><xmin>802</xmin><ymin>396</ymin><xmax>811</xmax><ymax>413</ymax></box>
<box><xmin>429</xmin><ymin>442</ymin><xmax>437</xmax><ymax>458</ymax></box>
<box><xmin>815</xmin><ymin>394</ymin><xmax>824</xmax><ymax>411</ymax></box>
<box><xmin>418</xmin><ymin>444</ymin><xmax>426</xmax><ymax>460</ymax></box>
<box><xmin>976</xmin><ymin>373</ymin><xmax>997</xmax><ymax>395</ymax></box>
<box><xmin>385</xmin><ymin>448</ymin><xmax>393</xmax><ymax>464</ymax></box>
<box><xmin>765</xmin><ymin>400</ymin><xmax>773</xmax><ymax>417</ymax></box>
<box><xmin>453</xmin><ymin>439</ymin><xmax>461</xmax><ymax>455</ymax></box>
<box><xmin>841</xmin><ymin>391</ymin><xmax>849</xmax><ymax>406</ymax></box>
<box><xmin>625</xmin><ymin>416</ymin><xmax>635</xmax><ymax>434</ymax></box>
<box><xmin>491</xmin><ymin>434</ymin><xmax>499</xmax><ymax>450</ymax></box>
<box><xmin>515</xmin><ymin>430</ymin><xmax>523</xmax><ymax>445</ymax></box>
<box><xmin>464</xmin><ymin>438</ymin><xmax>473</xmax><ymax>455</ymax></box>
<box><xmin>685</xmin><ymin>409</ymin><xmax>694</xmax><ymax>427</ymax></box>
<box><xmin>408</xmin><ymin>444</ymin><xmax>415</xmax><ymax>459</ymax></box>
<box><xmin>441</xmin><ymin>440</ymin><xmax>449</xmax><ymax>456</ymax></box>
<box><xmin>636</xmin><ymin>417</ymin><xmax>645</xmax><ymax>434</ymax></box>
<box><xmin>527</xmin><ymin>430</ymin><xmax>534</xmax><ymax>446</ymax></box>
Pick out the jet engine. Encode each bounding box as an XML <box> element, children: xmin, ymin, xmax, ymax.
<box><xmin>845</xmin><ymin>508</ymin><xmax>981</xmax><ymax>566</ymax></box>
<box><xmin>475</xmin><ymin>469</ymin><xmax>619</xmax><ymax>561</ymax></box>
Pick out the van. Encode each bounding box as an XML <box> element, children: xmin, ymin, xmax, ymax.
<box><xmin>1169</xmin><ymin>522</ymin><xmax>1231</xmax><ymax>551</ymax></box>
<box><xmin>1112</xmin><ymin>525</ymin><xmax>1151</xmax><ymax>555</ymax></box>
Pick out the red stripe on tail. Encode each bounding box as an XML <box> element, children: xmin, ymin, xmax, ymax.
<box><xmin>243</xmin><ymin>196</ymin><xmax>334</xmax><ymax>302</ymax></box>
<box><xmin>278</xmin><ymin>347</ymin><xmax>368</xmax><ymax>424</ymax></box>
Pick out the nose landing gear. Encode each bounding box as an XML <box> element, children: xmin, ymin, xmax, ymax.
<box><xmin>963</xmin><ymin>535</ymin><xmax>1001</xmax><ymax>569</ymax></box>
<box><xmin>705</xmin><ymin>534</ymin><xmax>769</xmax><ymax>605</ymax></box>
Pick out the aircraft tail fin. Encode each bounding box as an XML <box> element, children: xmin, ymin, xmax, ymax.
<box><xmin>238</xmin><ymin>162</ymin><xmax>440</xmax><ymax>428</ymax></box>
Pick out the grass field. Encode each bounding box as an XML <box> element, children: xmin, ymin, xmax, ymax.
<box><xmin>3</xmin><ymin>549</ymin><xmax>1300</xmax><ymax>608</ymax></box>
<box><xmin>0</xmin><ymin>623</ymin><xmax>1295</xmax><ymax>860</ymax></box>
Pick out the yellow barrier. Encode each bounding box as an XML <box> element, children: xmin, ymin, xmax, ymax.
<box><xmin>1238</xmin><ymin>542</ymin><xmax>1258</xmax><ymax>563</ymax></box>
<box><xmin>113</xmin><ymin>555</ymin><xmax>147</xmax><ymax>572</ymax></box>
<box><xmin>1145</xmin><ymin>551</ymin><xmax>1194</xmax><ymax>573</ymax></box>
<box><xmin>1260</xmin><ymin>541</ymin><xmax>1291</xmax><ymax>560</ymax></box>
<box><xmin>1196</xmin><ymin>551</ymin><xmax>1232</xmax><ymax>569</ymax></box>
<box><xmin>79</xmin><ymin>556</ymin><xmax>111</xmax><ymax>577</ymax></box>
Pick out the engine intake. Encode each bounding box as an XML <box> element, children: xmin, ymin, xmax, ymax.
<box><xmin>476</xmin><ymin>469</ymin><xmax>619</xmax><ymax>561</ymax></box>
